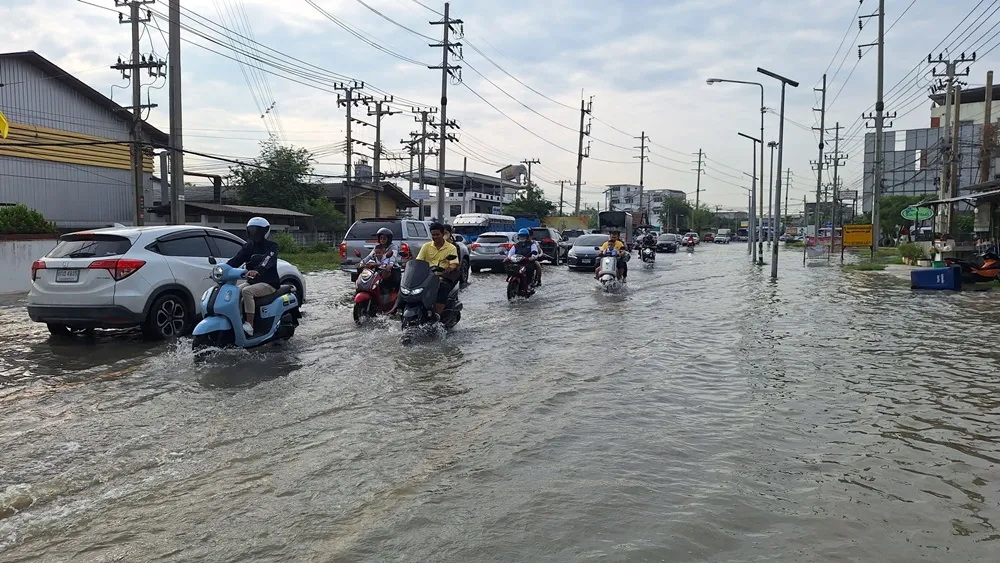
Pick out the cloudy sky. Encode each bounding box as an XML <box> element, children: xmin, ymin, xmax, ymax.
<box><xmin>4</xmin><ymin>0</ymin><xmax>999</xmax><ymax>213</ymax></box>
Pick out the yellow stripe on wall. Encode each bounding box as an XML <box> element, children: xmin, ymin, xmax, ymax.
<box><xmin>0</xmin><ymin>122</ymin><xmax>154</xmax><ymax>172</ymax></box>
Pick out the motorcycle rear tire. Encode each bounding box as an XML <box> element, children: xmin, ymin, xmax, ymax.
<box><xmin>507</xmin><ymin>280</ymin><xmax>518</xmax><ymax>301</ymax></box>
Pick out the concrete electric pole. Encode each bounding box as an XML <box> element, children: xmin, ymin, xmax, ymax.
<box><xmin>521</xmin><ymin>158</ymin><xmax>540</xmax><ymax>198</ymax></box>
<box><xmin>810</xmin><ymin>73</ymin><xmax>827</xmax><ymax>258</ymax></box>
<box><xmin>575</xmin><ymin>96</ymin><xmax>593</xmax><ymax>214</ymax></box>
<box><xmin>367</xmin><ymin>96</ymin><xmax>399</xmax><ymax>216</ymax></box>
<box><xmin>693</xmin><ymin>149</ymin><xmax>705</xmax><ymax>235</ymax></box>
<box><xmin>113</xmin><ymin>0</ymin><xmax>164</xmax><ymax>226</ymax></box>
<box><xmin>429</xmin><ymin>2</ymin><xmax>463</xmax><ymax>222</ymax></box>
<box><xmin>860</xmin><ymin>0</ymin><xmax>896</xmax><ymax>250</ymax></box>
<box><xmin>825</xmin><ymin>122</ymin><xmax>847</xmax><ymax>260</ymax></box>
<box><xmin>167</xmin><ymin>0</ymin><xmax>184</xmax><ymax>225</ymax></box>
<box><xmin>635</xmin><ymin>131</ymin><xmax>649</xmax><ymax>220</ymax></box>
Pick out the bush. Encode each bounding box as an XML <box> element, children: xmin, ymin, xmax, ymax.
<box><xmin>307</xmin><ymin>241</ymin><xmax>330</xmax><ymax>253</ymax></box>
<box><xmin>273</xmin><ymin>231</ymin><xmax>300</xmax><ymax>254</ymax></box>
<box><xmin>898</xmin><ymin>242</ymin><xmax>925</xmax><ymax>262</ymax></box>
<box><xmin>0</xmin><ymin>204</ymin><xmax>58</xmax><ymax>235</ymax></box>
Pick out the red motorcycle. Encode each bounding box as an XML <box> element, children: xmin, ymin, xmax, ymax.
<box><xmin>504</xmin><ymin>253</ymin><xmax>538</xmax><ymax>301</ymax></box>
<box><xmin>352</xmin><ymin>250</ymin><xmax>399</xmax><ymax>324</ymax></box>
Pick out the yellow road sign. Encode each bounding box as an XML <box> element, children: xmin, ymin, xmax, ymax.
<box><xmin>843</xmin><ymin>224</ymin><xmax>873</xmax><ymax>247</ymax></box>
<box><xmin>0</xmin><ymin>110</ymin><xmax>8</xmax><ymax>139</ymax></box>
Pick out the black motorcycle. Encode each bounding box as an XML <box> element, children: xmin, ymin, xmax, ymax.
<box><xmin>398</xmin><ymin>257</ymin><xmax>463</xmax><ymax>340</ymax></box>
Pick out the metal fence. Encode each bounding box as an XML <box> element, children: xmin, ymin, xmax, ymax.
<box><xmin>289</xmin><ymin>231</ymin><xmax>340</xmax><ymax>247</ymax></box>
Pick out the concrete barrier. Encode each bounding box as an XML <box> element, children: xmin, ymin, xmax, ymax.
<box><xmin>0</xmin><ymin>236</ymin><xmax>59</xmax><ymax>295</ymax></box>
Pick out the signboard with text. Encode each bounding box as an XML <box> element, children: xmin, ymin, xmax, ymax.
<box><xmin>411</xmin><ymin>189</ymin><xmax>431</xmax><ymax>200</ymax></box>
<box><xmin>842</xmin><ymin>224</ymin><xmax>873</xmax><ymax>247</ymax></box>
<box><xmin>839</xmin><ymin>189</ymin><xmax>859</xmax><ymax>200</ymax></box>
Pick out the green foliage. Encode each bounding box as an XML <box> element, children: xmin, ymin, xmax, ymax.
<box><xmin>844</xmin><ymin>261</ymin><xmax>888</xmax><ymax>271</ymax></box>
<box><xmin>503</xmin><ymin>183</ymin><xmax>557</xmax><ymax>220</ymax></box>
<box><xmin>231</xmin><ymin>139</ymin><xmax>319</xmax><ymax>212</ymax></box>
<box><xmin>0</xmin><ymin>204</ymin><xmax>58</xmax><ymax>235</ymax></box>
<box><xmin>879</xmin><ymin>195</ymin><xmax>926</xmax><ymax>235</ymax></box>
<box><xmin>273</xmin><ymin>231</ymin><xmax>300</xmax><ymax>254</ymax></box>
<box><xmin>956</xmin><ymin>213</ymin><xmax>974</xmax><ymax>234</ymax></box>
<box><xmin>282</xmin><ymin>251</ymin><xmax>341</xmax><ymax>273</ymax></box>
<box><xmin>308</xmin><ymin>241</ymin><xmax>330</xmax><ymax>253</ymax></box>
<box><xmin>897</xmin><ymin>242</ymin><xmax>926</xmax><ymax>262</ymax></box>
<box><xmin>304</xmin><ymin>198</ymin><xmax>347</xmax><ymax>233</ymax></box>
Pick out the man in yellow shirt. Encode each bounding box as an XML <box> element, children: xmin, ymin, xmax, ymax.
<box><xmin>415</xmin><ymin>222</ymin><xmax>461</xmax><ymax>319</ymax></box>
<box><xmin>597</xmin><ymin>230</ymin><xmax>628</xmax><ymax>282</ymax></box>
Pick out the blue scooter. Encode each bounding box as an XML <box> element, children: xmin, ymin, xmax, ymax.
<box><xmin>192</xmin><ymin>255</ymin><xmax>301</xmax><ymax>352</ymax></box>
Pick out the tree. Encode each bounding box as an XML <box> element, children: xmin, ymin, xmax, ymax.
<box><xmin>304</xmin><ymin>198</ymin><xmax>348</xmax><ymax>234</ymax></box>
<box><xmin>231</xmin><ymin>139</ymin><xmax>319</xmax><ymax>212</ymax></box>
<box><xmin>503</xmin><ymin>182</ymin><xmax>557</xmax><ymax>220</ymax></box>
<box><xmin>877</xmin><ymin>195</ymin><xmax>925</xmax><ymax>238</ymax></box>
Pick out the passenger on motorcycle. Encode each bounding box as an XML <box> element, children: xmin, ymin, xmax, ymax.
<box><xmin>227</xmin><ymin>216</ymin><xmax>280</xmax><ymax>336</ymax></box>
<box><xmin>596</xmin><ymin>230</ymin><xmax>628</xmax><ymax>282</ymax></box>
<box><xmin>527</xmin><ymin>229</ymin><xmax>543</xmax><ymax>286</ymax></box>
<box><xmin>360</xmin><ymin>244</ymin><xmax>392</xmax><ymax>268</ymax></box>
<box><xmin>505</xmin><ymin>228</ymin><xmax>541</xmax><ymax>288</ymax></box>
<box><xmin>360</xmin><ymin>227</ymin><xmax>401</xmax><ymax>295</ymax></box>
<box><xmin>415</xmin><ymin>222</ymin><xmax>461</xmax><ymax>320</ymax></box>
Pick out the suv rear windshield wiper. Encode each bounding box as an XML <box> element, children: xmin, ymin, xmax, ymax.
<box><xmin>67</xmin><ymin>251</ymin><xmax>97</xmax><ymax>258</ymax></box>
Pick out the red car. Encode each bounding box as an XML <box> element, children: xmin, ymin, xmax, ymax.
<box><xmin>702</xmin><ymin>233</ymin><xmax>715</xmax><ymax>243</ymax></box>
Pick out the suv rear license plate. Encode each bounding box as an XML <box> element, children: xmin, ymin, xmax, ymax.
<box><xmin>55</xmin><ymin>269</ymin><xmax>79</xmax><ymax>283</ymax></box>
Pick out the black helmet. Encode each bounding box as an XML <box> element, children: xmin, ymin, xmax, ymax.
<box><xmin>246</xmin><ymin>216</ymin><xmax>270</xmax><ymax>243</ymax></box>
<box><xmin>376</xmin><ymin>227</ymin><xmax>393</xmax><ymax>245</ymax></box>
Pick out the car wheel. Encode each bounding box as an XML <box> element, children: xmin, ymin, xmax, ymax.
<box><xmin>143</xmin><ymin>293</ymin><xmax>190</xmax><ymax>340</ymax></box>
<box><xmin>47</xmin><ymin>324</ymin><xmax>94</xmax><ymax>337</ymax></box>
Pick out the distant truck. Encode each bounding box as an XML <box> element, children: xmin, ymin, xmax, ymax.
<box><xmin>717</xmin><ymin>228</ymin><xmax>733</xmax><ymax>238</ymax></box>
<box><xmin>598</xmin><ymin>211</ymin><xmax>633</xmax><ymax>244</ymax></box>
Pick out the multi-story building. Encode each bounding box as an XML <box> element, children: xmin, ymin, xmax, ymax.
<box><xmin>606</xmin><ymin>184</ymin><xmax>685</xmax><ymax>227</ymax></box>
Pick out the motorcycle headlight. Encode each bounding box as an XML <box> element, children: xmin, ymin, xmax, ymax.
<box><xmin>400</xmin><ymin>287</ymin><xmax>411</xmax><ymax>295</ymax></box>
<box><xmin>211</xmin><ymin>265</ymin><xmax>224</xmax><ymax>282</ymax></box>
<box><xmin>411</xmin><ymin>287</ymin><xmax>425</xmax><ymax>295</ymax></box>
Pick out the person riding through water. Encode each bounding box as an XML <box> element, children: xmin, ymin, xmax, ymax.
<box><xmin>505</xmin><ymin>228</ymin><xmax>541</xmax><ymax>292</ymax></box>
<box><xmin>642</xmin><ymin>231</ymin><xmax>657</xmax><ymax>248</ymax></box>
<box><xmin>360</xmin><ymin>227</ymin><xmax>400</xmax><ymax>295</ymax></box>
<box><xmin>415</xmin><ymin>222</ymin><xmax>461</xmax><ymax>322</ymax></box>
<box><xmin>227</xmin><ymin>217</ymin><xmax>280</xmax><ymax>336</ymax></box>
<box><xmin>527</xmin><ymin>229</ymin><xmax>543</xmax><ymax>286</ymax></box>
<box><xmin>360</xmin><ymin>244</ymin><xmax>391</xmax><ymax>268</ymax></box>
<box><xmin>597</xmin><ymin>229</ymin><xmax>628</xmax><ymax>282</ymax></box>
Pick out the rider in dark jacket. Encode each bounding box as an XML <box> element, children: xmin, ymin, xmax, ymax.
<box><xmin>227</xmin><ymin>217</ymin><xmax>280</xmax><ymax>335</ymax></box>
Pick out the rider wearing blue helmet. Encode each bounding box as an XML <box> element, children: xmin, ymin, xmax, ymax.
<box><xmin>506</xmin><ymin>228</ymin><xmax>541</xmax><ymax>288</ymax></box>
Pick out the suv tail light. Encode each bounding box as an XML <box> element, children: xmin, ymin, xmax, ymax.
<box><xmin>31</xmin><ymin>260</ymin><xmax>46</xmax><ymax>281</ymax></box>
<box><xmin>470</xmin><ymin>243</ymin><xmax>480</xmax><ymax>250</ymax></box>
<box><xmin>543</xmin><ymin>238</ymin><xmax>555</xmax><ymax>245</ymax></box>
<box><xmin>89</xmin><ymin>258</ymin><xmax>145</xmax><ymax>281</ymax></box>
<box><xmin>339</xmin><ymin>242</ymin><xmax>346</xmax><ymax>259</ymax></box>
<box><xmin>501</xmin><ymin>243</ymin><xmax>513</xmax><ymax>250</ymax></box>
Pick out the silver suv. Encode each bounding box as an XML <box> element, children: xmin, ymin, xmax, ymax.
<box><xmin>339</xmin><ymin>218</ymin><xmax>471</xmax><ymax>283</ymax></box>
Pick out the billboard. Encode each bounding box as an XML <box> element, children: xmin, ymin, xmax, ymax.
<box><xmin>547</xmin><ymin>216</ymin><xmax>591</xmax><ymax>231</ymax></box>
<box><xmin>840</xmin><ymin>189</ymin><xmax>859</xmax><ymax>200</ymax></box>
<box><xmin>843</xmin><ymin>224</ymin><xmax>873</xmax><ymax>247</ymax></box>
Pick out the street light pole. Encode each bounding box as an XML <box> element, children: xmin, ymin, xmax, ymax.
<box><xmin>757</xmin><ymin>67</ymin><xmax>800</xmax><ymax>280</ymax></box>
<box><xmin>738</xmin><ymin>132</ymin><xmax>761</xmax><ymax>265</ymax></box>
<box><xmin>767</xmin><ymin>141</ymin><xmax>778</xmax><ymax>248</ymax></box>
<box><xmin>707</xmin><ymin>78</ymin><xmax>766</xmax><ymax>264</ymax></box>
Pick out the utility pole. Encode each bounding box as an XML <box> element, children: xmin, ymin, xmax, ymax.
<box><xmin>693</xmin><ymin>149</ymin><xmax>704</xmax><ymax>234</ymax></box>
<box><xmin>367</xmin><ymin>96</ymin><xmax>399</xmax><ymax>216</ymax></box>
<box><xmin>928</xmin><ymin>52</ymin><xmax>974</xmax><ymax>234</ymax></box>
<box><xmin>785</xmin><ymin>168</ymin><xmax>792</xmax><ymax>226</ymax></box>
<box><xmin>981</xmin><ymin>70</ymin><xmax>994</xmax><ymax>184</ymax></box>
<box><xmin>462</xmin><ymin>156</ymin><xmax>468</xmax><ymax>215</ymax></box>
<box><xmin>767</xmin><ymin>141</ymin><xmax>777</xmax><ymax>247</ymax></box>
<box><xmin>429</xmin><ymin>2</ymin><xmax>463</xmax><ymax>222</ymax></box>
<box><xmin>167</xmin><ymin>0</ymin><xmax>183</xmax><ymax>225</ymax></box>
<box><xmin>810</xmin><ymin>73</ymin><xmax>827</xmax><ymax>258</ymax></box>
<box><xmin>575</xmin><ymin>96</ymin><xmax>593</xmax><ymax>214</ymax></box>
<box><xmin>336</xmin><ymin>81</ymin><xmax>368</xmax><ymax>226</ymax></box>
<box><xmin>808</xmin><ymin>159</ymin><xmax>827</xmax><ymax>264</ymax></box>
<box><xmin>408</xmin><ymin>108</ymin><xmax>438</xmax><ymax>220</ymax></box>
<box><xmin>556</xmin><ymin>180</ymin><xmax>579</xmax><ymax>216</ymax></box>
<box><xmin>113</xmin><ymin>0</ymin><xmax>164</xmax><ymax>226</ymax></box>
<box><xmin>521</xmin><ymin>158</ymin><xmax>540</xmax><ymax>198</ymax></box>
<box><xmin>635</xmin><ymin>131</ymin><xmax>649</xmax><ymax>220</ymax></box>
<box><xmin>825</xmin><ymin>122</ymin><xmax>847</xmax><ymax>261</ymax></box>
<box><xmin>949</xmin><ymin>84</ymin><xmax>962</xmax><ymax>237</ymax></box>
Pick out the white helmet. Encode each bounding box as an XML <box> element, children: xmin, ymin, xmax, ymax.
<box><xmin>246</xmin><ymin>216</ymin><xmax>270</xmax><ymax>243</ymax></box>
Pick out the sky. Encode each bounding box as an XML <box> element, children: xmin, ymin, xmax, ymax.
<box><xmin>3</xmin><ymin>0</ymin><xmax>1000</xmax><ymax>214</ymax></box>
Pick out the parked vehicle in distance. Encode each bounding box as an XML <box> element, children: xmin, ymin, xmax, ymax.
<box><xmin>717</xmin><ymin>228</ymin><xmax>733</xmax><ymax>240</ymax></box>
<box><xmin>684</xmin><ymin>232</ymin><xmax>700</xmax><ymax>245</ymax></box>
<box><xmin>714</xmin><ymin>233</ymin><xmax>731</xmax><ymax>244</ymax></box>
<box><xmin>559</xmin><ymin>229</ymin><xmax>590</xmax><ymax>251</ymax></box>
<box><xmin>530</xmin><ymin>227</ymin><xmax>566</xmax><ymax>265</ymax></box>
<box><xmin>656</xmin><ymin>233</ymin><xmax>679</xmax><ymax>253</ymax></box>
<box><xmin>470</xmin><ymin>231</ymin><xmax>517</xmax><ymax>273</ymax></box>
<box><xmin>566</xmin><ymin>233</ymin><xmax>610</xmax><ymax>270</ymax></box>
<box><xmin>452</xmin><ymin>213</ymin><xmax>516</xmax><ymax>242</ymax></box>
<box><xmin>779</xmin><ymin>234</ymin><xmax>792</xmax><ymax>242</ymax></box>
<box><xmin>27</xmin><ymin>226</ymin><xmax>305</xmax><ymax>339</ymax></box>
<box><xmin>340</xmin><ymin>218</ymin><xmax>430</xmax><ymax>277</ymax></box>
<box><xmin>702</xmin><ymin>232</ymin><xmax>715</xmax><ymax>243</ymax></box>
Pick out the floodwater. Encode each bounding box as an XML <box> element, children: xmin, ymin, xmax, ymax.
<box><xmin>1</xmin><ymin>244</ymin><xmax>998</xmax><ymax>562</ymax></box>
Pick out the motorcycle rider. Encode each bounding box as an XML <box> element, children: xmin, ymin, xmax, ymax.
<box><xmin>505</xmin><ymin>228</ymin><xmax>540</xmax><ymax>291</ymax></box>
<box><xmin>227</xmin><ymin>217</ymin><xmax>280</xmax><ymax>336</ymax></box>
<box><xmin>527</xmin><ymin>229</ymin><xmax>543</xmax><ymax>286</ymax></box>
<box><xmin>360</xmin><ymin>227</ymin><xmax>401</xmax><ymax>295</ymax></box>
<box><xmin>596</xmin><ymin>229</ymin><xmax>628</xmax><ymax>282</ymax></box>
<box><xmin>415</xmin><ymin>222</ymin><xmax>461</xmax><ymax>321</ymax></box>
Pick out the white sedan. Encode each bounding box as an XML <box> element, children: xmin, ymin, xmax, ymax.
<box><xmin>714</xmin><ymin>234</ymin><xmax>731</xmax><ymax>244</ymax></box>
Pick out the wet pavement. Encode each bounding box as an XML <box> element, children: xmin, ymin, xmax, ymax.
<box><xmin>1</xmin><ymin>244</ymin><xmax>999</xmax><ymax>562</ymax></box>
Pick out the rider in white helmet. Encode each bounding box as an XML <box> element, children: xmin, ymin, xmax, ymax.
<box><xmin>227</xmin><ymin>217</ymin><xmax>280</xmax><ymax>336</ymax></box>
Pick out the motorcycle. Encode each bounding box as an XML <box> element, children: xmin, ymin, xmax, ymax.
<box><xmin>945</xmin><ymin>252</ymin><xmax>1000</xmax><ymax>283</ymax></box>
<box><xmin>504</xmin><ymin>252</ymin><xmax>540</xmax><ymax>300</ymax></box>
<box><xmin>352</xmin><ymin>250</ymin><xmax>398</xmax><ymax>324</ymax></box>
<box><xmin>684</xmin><ymin>237</ymin><xmax>696</xmax><ymax>252</ymax></box>
<box><xmin>192</xmin><ymin>255</ymin><xmax>300</xmax><ymax>353</ymax></box>
<box><xmin>596</xmin><ymin>250</ymin><xmax>629</xmax><ymax>291</ymax></box>
<box><xmin>640</xmin><ymin>245</ymin><xmax>656</xmax><ymax>264</ymax></box>
<box><xmin>397</xmin><ymin>255</ymin><xmax>462</xmax><ymax>342</ymax></box>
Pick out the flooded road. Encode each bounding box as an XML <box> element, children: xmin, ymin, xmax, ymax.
<box><xmin>1</xmin><ymin>244</ymin><xmax>999</xmax><ymax>562</ymax></box>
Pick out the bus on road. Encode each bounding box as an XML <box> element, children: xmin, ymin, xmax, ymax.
<box><xmin>452</xmin><ymin>213</ymin><xmax>517</xmax><ymax>242</ymax></box>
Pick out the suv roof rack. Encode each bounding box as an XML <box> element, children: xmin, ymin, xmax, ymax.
<box><xmin>359</xmin><ymin>216</ymin><xmax>404</xmax><ymax>221</ymax></box>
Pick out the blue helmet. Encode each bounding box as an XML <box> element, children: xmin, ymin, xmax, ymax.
<box><xmin>517</xmin><ymin>228</ymin><xmax>530</xmax><ymax>236</ymax></box>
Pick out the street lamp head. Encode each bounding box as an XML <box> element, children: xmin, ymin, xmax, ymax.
<box><xmin>706</xmin><ymin>78</ymin><xmax>719</xmax><ymax>85</ymax></box>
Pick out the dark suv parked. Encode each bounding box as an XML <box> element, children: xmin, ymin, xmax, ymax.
<box><xmin>530</xmin><ymin>227</ymin><xmax>567</xmax><ymax>265</ymax></box>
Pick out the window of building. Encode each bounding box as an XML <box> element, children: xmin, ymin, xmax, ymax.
<box><xmin>449</xmin><ymin>204</ymin><xmax>462</xmax><ymax>217</ymax></box>
<box><xmin>423</xmin><ymin>205</ymin><xmax>432</xmax><ymax>217</ymax></box>
<box><xmin>894</xmin><ymin>133</ymin><xmax>907</xmax><ymax>152</ymax></box>
<box><xmin>653</xmin><ymin>196</ymin><xmax>662</xmax><ymax>203</ymax></box>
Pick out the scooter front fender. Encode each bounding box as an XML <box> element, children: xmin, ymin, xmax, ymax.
<box><xmin>193</xmin><ymin>315</ymin><xmax>233</xmax><ymax>336</ymax></box>
<box><xmin>354</xmin><ymin>292</ymin><xmax>374</xmax><ymax>304</ymax></box>
<box><xmin>402</xmin><ymin>305</ymin><xmax>424</xmax><ymax>319</ymax></box>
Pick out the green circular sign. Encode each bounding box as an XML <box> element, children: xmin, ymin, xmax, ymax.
<box><xmin>901</xmin><ymin>206</ymin><xmax>934</xmax><ymax>221</ymax></box>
